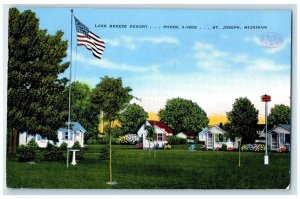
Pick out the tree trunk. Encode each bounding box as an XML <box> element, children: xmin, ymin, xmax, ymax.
<box><xmin>153</xmin><ymin>141</ymin><xmax>156</xmax><ymax>158</ymax></box>
<box><xmin>9</xmin><ymin>128</ymin><xmax>13</xmax><ymax>154</ymax></box>
<box><xmin>8</xmin><ymin>128</ymin><xmax>18</xmax><ymax>154</ymax></box>
<box><xmin>148</xmin><ymin>141</ymin><xmax>151</xmax><ymax>158</ymax></box>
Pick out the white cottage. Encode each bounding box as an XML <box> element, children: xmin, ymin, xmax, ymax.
<box><xmin>137</xmin><ymin>120</ymin><xmax>173</xmax><ymax>149</ymax></box>
<box><xmin>268</xmin><ymin>124</ymin><xmax>290</xmax><ymax>151</ymax></box>
<box><xmin>198</xmin><ymin>127</ymin><xmax>208</xmax><ymax>142</ymax></box>
<box><xmin>19</xmin><ymin>122</ymin><xmax>86</xmax><ymax>148</ymax></box>
<box><xmin>205</xmin><ymin>125</ymin><xmax>238</xmax><ymax>150</ymax></box>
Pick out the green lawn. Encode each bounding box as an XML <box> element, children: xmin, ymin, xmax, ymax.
<box><xmin>6</xmin><ymin>144</ymin><xmax>290</xmax><ymax>189</ymax></box>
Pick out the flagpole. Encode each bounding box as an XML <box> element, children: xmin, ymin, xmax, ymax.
<box><xmin>67</xmin><ymin>9</ymin><xmax>74</xmax><ymax>168</ymax></box>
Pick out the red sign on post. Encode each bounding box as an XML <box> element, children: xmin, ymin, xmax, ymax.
<box><xmin>261</xmin><ymin>94</ymin><xmax>271</xmax><ymax>102</ymax></box>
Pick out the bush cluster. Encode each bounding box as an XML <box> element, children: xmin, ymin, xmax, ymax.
<box><xmin>241</xmin><ymin>144</ymin><xmax>265</xmax><ymax>152</ymax></box>
<box><xmin>163</xmin><ymin>144</ymin><xmax>172</xmax><ymax>150</ymax></box>
<box><xmin>167</xmin><ymin>136</ymin><xmax>187</xmax><ymax>145</ymax></box>
<box><xmin>99</xmin><ymin>144</ymin><xmax>110</xmax><ymax>160</ymax></box>
<box><xmin>221</xmin><ymin>144</ymin><xmax>227</xmax><ymax>151</ymax></box>
<box><xmin>136</xmin><ymin>142</ymin><xmax>143</xmax><ymax>149</ymax></box>
<box><xmin>16</xmin><ymin>140</ymin><xmax>85</xmax><ymax>162</ymax></box>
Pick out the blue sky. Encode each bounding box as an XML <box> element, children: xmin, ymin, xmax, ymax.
<box><xmin>17</xmin><ymin>7</ymin><xmax>291</xmax><ymax>116</ymax></box>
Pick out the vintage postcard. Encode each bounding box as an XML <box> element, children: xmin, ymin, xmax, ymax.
<box><xmin>6</xmin><ymin>7</ymin><xmax>291</xmax><ymax>190</ymax></box>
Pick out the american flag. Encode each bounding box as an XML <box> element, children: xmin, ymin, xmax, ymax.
<box><xmin>74</xmin><ymin>16</ymin><xmax>105</xmax><ymax>59</ymax></box>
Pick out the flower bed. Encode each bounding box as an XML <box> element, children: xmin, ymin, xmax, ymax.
<box><xmin>241</xmin><ymin>144</ymin><xmax>265</xmax><ymax>152</ymax></box>
<box><xmin>136</xmin><ymin>143</ymin><xmax>143</xmax><ymax>149</ymax></box>
<box><xmin>277</xmin><ymin>146</ymin><xmax>287</xmax><ymax>153</ymax></box>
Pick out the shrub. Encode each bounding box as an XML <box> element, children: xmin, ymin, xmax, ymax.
<box><xmin>164</xmin><ymin>144</ymin><xmax>172</xmax><ymax>150</ymax></box>
<box><xmin>167</xmin><ymin>136</ymin><xmax>187</xmax><ymax>145</ymax></box>
<box><xmin>136</xmin><ymin>142</ymin><xmax>143</xmax><ymax>149</ymax></box>
<box><xmin>71</xmin><ymin>141</ymin><xmax>84</xmax><ymax>160</ymax></box>
<box><xmin>87</xmin><ymin>136</ymin><xmax>101</xmax><ymax>144</ymax></box>
<box><xmin>214</xmin><ymin>147</ymin><xmax>221</xmax><ymax>151</ymax></box>
<box><xmin>221</xmin><ymin>144</ymin><xmax>227</xmax><ymax>151</ymax></box>
<box><xmin>44</xmin><ymin>142</ymin><xmax>64</xmax><ymax>161</ymax></box>
<box><xmin>124</xmin><ymin>134</ymin><xmax>140</xmax><ymax>144</ymax></box>
<box><xmin>200</xmin><ymin>145</ymin><xmax>206</xmax><ymax>150</ymax></box>
<box><xmin>46</xmin><ymin>141</ymin><xmax>56</xmax><ymax>151</ymax></box>
<box><xmin>72</xmin><ymin>141</ymin><xmax>81</xmax><ymax>149</ymax></box>
<box><xmin>100</xmin><ymin>144</ymin><xmax>110</xmax><ymax>160</ymax></box>
<box><xmin>44</xmin><ymin>147</ymin><xmax>64</xmax><ymax>161</ymax></box>
<box><xmin>27</xmin><ymin>139</ymin><xmax>38</xmax><ymax>149</ymax></box>
<box><xmin>277</xmin><ymin>146</ymin><xmax>286</xmax><ymax>153</ymax></box>
<box><xmin>253</xmin><ymin>144</ymin><xmax>265</xmax><ymax>152</ymax></box>
<box><xmin>241</xmin><ymin>144</ymin><xmax>248</xmax><ymax>151</ymax></box>
<box><xmin>17</xmin><ymin>145</ymin><xmax>36</xmax><ymax>162</ymax></box>
<box><xmin>241</xmin><ymin>144</ymin><xmax>265</xmax><ymax>152</ymax></box>
<box><xmin>59</xmin><ymin>142</ymin><xmax>68</xmax><ymax>151</ymax></box>
<box><xmin>117</xmin><ymin>136</ymin><xmax>128</xmax><ymax>144</ymax></box>
<box><xmin>227</xmin><ymin>147</ymin><xmax>234</xmax><ymax>151</ymax></box>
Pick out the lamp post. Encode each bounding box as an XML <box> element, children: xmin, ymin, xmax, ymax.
<box><xmin>261</xmin><ymin>94</ymin><xmax>271</xmax><ymax>165</ymax></box>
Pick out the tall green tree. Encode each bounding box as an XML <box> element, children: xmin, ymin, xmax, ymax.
<box><xmin>8</xmin><ymin>8</ymin><xmax>69</xmax><ymax>153</ymax></box>
<box><xmin>65</xmin><ymin>81</ymin><xmax>99</xmax><ymax>140</ymax></box>
<box><xmin>159</xmin><ymin>97</ymin><xmax>209</xmax><ymax>134</ymax></box>
<box><xmin>226</xmin><ymin>97</ymin><xmax>259</xmax><ymax>144</ymax></box>
<box><xmin>90</xmin><ymin>76</ymin><xmax>133</xmax><ymax>184</ymax></box>
<box><xmin>145</xmin><ymin>125</ymin><xmax>156</xmax><ymax>157</ymax></box>
<box><xmin>268</xmin><ymin>104</ymin><xmax>291</xmax><ymax>126</ymax></box>
<box><xmin>91</xmin><ymin>76</ymin><xmax>133</xmax><ymax>122</ymax></box>
<box><xmin>119</xmin><ymin>103</ymin><xmax>148</xmax><ymax>135</ymax></box>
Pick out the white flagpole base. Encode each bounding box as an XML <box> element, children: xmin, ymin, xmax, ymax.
<box><xmin>106</xmin><ymin>181</ymin><xmax>118</xmax><ymax>185</ymax></box>
<box><xmin>264</xmin><ymin>155</ymin><xmax>269</xmax><ymax>165</ymax></box>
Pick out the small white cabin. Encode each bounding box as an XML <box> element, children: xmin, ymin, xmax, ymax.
<box><xmin>19</xmin><ymin>122</ymin><xmax>86</xmax><ymax>148</ymax></box>
<box><xmin>137</xmin><ymin>121</ymin><xmax>173</xmax><ymax>149</ymax></box>
<box><xmin>268</xmin><ymin>124</ymin><xmax>290</xmax><ymax>151</ymax></box>
<box><xmin>205</xmin><ymin>125</ymin><xmax>238</xmax><ymax>150</ymax></box>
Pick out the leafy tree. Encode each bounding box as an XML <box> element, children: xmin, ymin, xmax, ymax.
<box><xmin>90</xmin><ymin>76</ymin><xmax>132</xmax><ymax>183</ymax></box>
<box><xmin>91</xmin><ymin>76</ymin><xmax>133</xmax><ymax>123</ymax></box>
<box><xmin>8</xmin><ymin>8</ymin><xmax>69</xmax><ymax>153</ymax></box>
<box><xmin>119</xmin><ymin>103</ymin><xmax>148</xmax><ymax>135</ymax></box>
<box><xmin>159</xmin><ymin>97</ymin><xmax>209</xmax><ymax>134</ymax></box>
<box><xmin>65</xmin><ymin>81</ymin><xmax>99</xmax><ymax>140</ymax></box>
<box><xmin>268</xmin><ymin>104</ymin><xmax>291</xmax><ymax>126</ymax></box>
<box><xmin>226</xmin><ymin>97</ymin><xmax>259</xmax><ymax>144</ymax></box>
<box><xmin>145</xmin><ymin>125</ymin><xmax>156</xmax><ymax>157</ymax></box>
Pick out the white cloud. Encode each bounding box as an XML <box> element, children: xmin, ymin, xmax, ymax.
<box><xmin>137</xmin><ymin>36</ymin><xmax>180</xmax><ymax>45</ymax></box>
<box><xmin>193</xmin><ymin>41</ymin><xmax>230</xmax><ymax>72</ymax></box>
<box><xmin>193</xmin><ymin>40</ymin><xmax>289</xmax><ymax>74</ymax></box>
<box><xmin>105</xmin><ymin>36</ymin><xmax>137</xmax><ymax>50</ymax></box>
<box><xmin>245</xmin><ymin>58</ymin><xmax>289</xmax><ymax>73</ymax></box>
<box><xmin>75</xmin><ymin>53</ymin><xmax>160</xmax><ymax>73</ymax></box>
<box><xmin>104</xmin><ymin>35</ymin><xmax>179</xmax><ymax>50</ymax></box>
<box><xmin>127</xmin><ymin>72</ymin><xmax>290</xmax><ymax>117</ymax></box>
<box><xmin>221</xmin><ymin>34</ymin><xmax>229</xmax><ymax>39</ymax></box>
<box><xmin>244</xmin><ymin>36</ymin><xmax>261</xmax><ymax>46</ymax></box>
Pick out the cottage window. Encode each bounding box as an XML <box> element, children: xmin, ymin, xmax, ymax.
<box><xmin>219</xmin><ymin>134</ymin><xmax>224</xmax><ymax>142</ymax></box>
<box><xmin>215</xmin><ymin>134</ymin><xmax>219</xmax><ymax>142</ymax></box>
<box><xmin>157</xmin><ymin>133</ymin><xmax>163</xmax><ymax>141</ymax></box>
<box><xmin>36</xmin><ymin>135</ymin><xmax>41</xmax><ymax>140</ymax></box>
<box><xmin>64</xmin><ymin>132</ymin><xmax>69</xmax><ymax>140</ymax></box>
<box><xmin>286</xmin><ymin>134</ymin><xmax>290</xmax><ymax>143</ymax></box>
<box><xmin>279</xmin><ymin>133</ymin><xmax>285</xmax><ymax>143</ymax></box>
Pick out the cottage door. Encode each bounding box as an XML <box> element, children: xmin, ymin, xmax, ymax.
<box><xmin>271</xmin><ymin>134</ymin><xmax>278</xmax><ymax>150</ymax></box>
<box><xmin>207</xmin><ymin>133</ymin><xmax>213</xmax><ymax>149</ymax></box>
